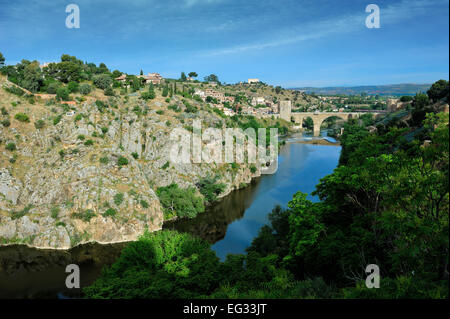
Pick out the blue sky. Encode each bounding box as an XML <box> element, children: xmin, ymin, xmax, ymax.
<box><xmin>0</xmin><ymin>0</ymin><xmax>448</xmax><ymax>87</ymax></box>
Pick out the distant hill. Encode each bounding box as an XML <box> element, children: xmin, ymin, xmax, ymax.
<box><xmin>291</xmin><ymin>83</ymin><xmax>432</xmax><ymax>96</ymax></box>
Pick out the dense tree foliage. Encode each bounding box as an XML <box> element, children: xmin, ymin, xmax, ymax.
<box><xmin>427</xmin><ymin>79</ymin><xmax>449</xmax><ymax>103</ymax></box>
<box><xmin>156</xmin><ymin>184</ymin><xmax>205</xmax><ymax>219</ymax></box>
<box><xmin>83</xmin><ymin>81</ymin><xmax>448</xmax><ymax>299</ymax></box>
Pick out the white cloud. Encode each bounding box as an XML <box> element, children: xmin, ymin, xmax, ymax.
<box><xmin>198</xmin><ymin>0</ymin><xmax>448</xmax><ymax>57</ymax></box>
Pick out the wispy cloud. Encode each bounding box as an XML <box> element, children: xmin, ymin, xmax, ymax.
<box><xmin>198</xmin><ymin>0</ymin><xmax>448</xmax><ymax>57</ymax></box>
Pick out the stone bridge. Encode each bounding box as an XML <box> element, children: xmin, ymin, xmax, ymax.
<box><xmin>279</xmin><ymin>101</ymin><xmax>383</xmax><ymax>136</ymax></box>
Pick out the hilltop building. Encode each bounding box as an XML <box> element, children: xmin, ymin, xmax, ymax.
<box><xmin>248</xmin><ymin>78</ymin><xmax>260</xmax><ymax>84</ymax></box>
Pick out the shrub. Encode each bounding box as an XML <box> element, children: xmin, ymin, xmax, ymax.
<box><xmin>250</xmin><ymin>164</ymin><xmax>257</xmax><ymax>174</ymax></box>
<box><xmin>100</xmin><ymin>156</ymin><xmax>109</xmax><ymax>164</ymax></box>
<box><xmin>5</xmin><ymin>142</ymin><xmax>16</xmax><ymax>151</ymax></box>
<box><xmin>93</xmin><ymin>74</ymin><xmax>112</xmax><ymax>90</ymax></box>
<box><xmin>84</xmin><ymin>139</ymin><xmax>94</xmax><ymax>146</ymax></box>
<box><xmin>113</xmin><ymin>193</ymin><xmax>124</xmax><ymax>206</ymax></box>
<box><xmin>77</xmin><ymin>134</ymin><xmax>85</xmax><ymax>141</ymax></box>
<box><xmin>72</xmin><ymin>209</ymin><xmax>96</xmax><ymax>222</ymax></box>
<box><xmin>141</xmin><ymin>91</ymin><xmax>155</xmax><ymax>100</ymax></box>
<box><xmin>156</xmin><ymin>184</ymin><xmax>205</xmax><ymax>219</ymax></box>
<box><xmin>117</xmin><ymin>156</ymin><xmax>129</xmax><ymax>166</ymax></box>
<box><xmin>83</xmin><ymin>231</ymin><xmax>221</xmax><ymax>298</ymax></box>
<box><xmin>104</xmin><ymin>87</ymin><xmax>115</xmax><ymax>96</ymax></box>
<box><xmin>67</xmin><ymin>81</ymin><xmax>79</xmax><ymax>93</ymax></box>
<box><xmin>4</xmin><ymin>86</ymin><xmax>25</xmax><ymax>96</ymax></box>
<box><xmin>103</xmin><ymin>208</ymin><xmax>117</xmax><ymax>218</ymax></box>
<box><xmin>140</xmin><ymin>200</ymin><xmax>149</xmax><ymax>208</ymax></box>
<box><xmin>74</xmin><ymin>114</ymin><xmax>83</xmax><ymax>122</ymax></box>
<box><xmin>79</xmin><ymin>83</ymin><xmax>92</xmax><ymax>95</ymax></box>
<box><xmin>1</xmin><ymin>119</ymin><xmax>10</xmax><ymax>127</ymax></box>
<box><xmin>56</xmin><ymin>87</ymin><xmax>70</xmax><ymax>101</ymax></box>
<box><xmin>34</xmin><ymin>119</ymin><xmax>45</xmax><ymax>129</ymax></box>
<box><xmin>131</xmin><ymin>152</ymin><xmax>139</xmax><ymax>159</ymax></box>
<box><xmin>11</xmin><ymin>205</ymin><xmax>32</xmax><ymax>220</ymax></box>
<box><xmin>53</xmin><ymin>115</ymin><xmax>62</xmax><ymax>125</ymax></box>
<box><xmin>14</xmin><ymin>112</ymin><xmax>30</xmax><ymax>123</ymax></box>
<box><xmin>161</xmin><ymin>161</ymin><xmax>170</xmax><ymax>169</ymax></box>
<box><xmin>46</xmin><ymin>82</ymin><xmax>59</xmax><ymax>94</ymax></box>
<box><xmin>51</xmin><ymin>207</ymin><xmax>60</xmax><ymax>219</ymax></box>
<box><xmin>197</xmin><ymin>176</ymin><xmax>226</xmax><ymax>204</ymax></box>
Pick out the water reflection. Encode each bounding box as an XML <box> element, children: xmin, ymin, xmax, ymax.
<box><xmin>166</xmin><ymin>138</ymin><xmax>341</xmax><ymax>260</ymax></box>
<box><xmin>0</xmin><ymin>242</ymin><xmax>126</xmax><ymax>298</ymax></box>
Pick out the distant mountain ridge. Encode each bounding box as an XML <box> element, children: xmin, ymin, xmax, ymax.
<box><xmin>291</xmin><ymin>83</ymin><xmax>433</xmax><ymax>96</ymax></box>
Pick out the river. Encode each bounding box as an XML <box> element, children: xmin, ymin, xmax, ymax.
<box><xmin>0</xmin><ymin>133</ymin><xmax>341</xmax><ymax>298</ymax></box>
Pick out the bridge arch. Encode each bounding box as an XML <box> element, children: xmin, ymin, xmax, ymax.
<box><xmin>314</xmin><ymin>114</ymin><xmax>348</xmax><ymax>137</ymax></box>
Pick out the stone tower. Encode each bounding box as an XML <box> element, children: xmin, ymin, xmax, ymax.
<box><xmin>279</xmin><ymin>100</ymin><xmax>292</xmax><ymax>122</ymax></box>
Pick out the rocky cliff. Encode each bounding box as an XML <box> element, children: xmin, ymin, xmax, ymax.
<box><xmin>0</xmin><ymin>81</ymin><xmax>262</xmax><ymax>249</ymax></box>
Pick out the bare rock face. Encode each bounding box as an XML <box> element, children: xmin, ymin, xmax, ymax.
<box><xmin>0</xmin><ymin>169</ymin><xmax>22</xmax><ymax>205</ymax></box>
<box><xmin>0</xmin><ymin>94</ymin><xmax>262</xmax><ymax>250</ymax></box>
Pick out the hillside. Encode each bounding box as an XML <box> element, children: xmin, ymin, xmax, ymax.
<box><xmin>0</xmin><ymin>73</ymin><xmax>295</xmax><ymax>249</ymax></box>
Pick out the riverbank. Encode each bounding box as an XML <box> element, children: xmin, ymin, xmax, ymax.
<box><xmin>294</xmin><ymin>139</ymin><xmax>341</xmax><ymax>146</ymax></box>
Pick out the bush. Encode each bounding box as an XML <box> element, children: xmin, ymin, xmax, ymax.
<box><xmin>1</xmin><ymin>119</ymin><xmax>11</xmax><ymax>127</ymax></box>
<box><xmin>117</xmin><ymin>156</ymin><xmax>129</xmax><ymax>166</ymax></box>
<box><xmin>141</xmin><ymin>91</ymin><xmax>155</xmax><ymax>100</ymax></box>
<box><xmin>53</xmin><ymin>115</ymin><xmax>62</xmax><ymax>125</ymax></box>
<box><xmin>156</xmin><ymin>183</ymin><xmax>205</xmax><ymax>219</ymax></box>
<box><xmin>197</xmin><ymin>176</ymin><xmax>226</xmax><ymax>204</ymax></box>
<box><xmin>4</xmin><ymin>86</ymin><xmax>25</xmax><ymax>96</ymax></box>
<box><xmin>79</xmin><ymin>83</ymin><xmax>92</xmax><ymax>95</ymax></box>
<box><xmin>140</xmin><ymin>200</ymin><xmax>149</xmax><ymax>208</ymax></box>
<box><xmin>131</xmin><ymin>152</ymin><xmax>139</xmax><ymax>159</ymax></box>
<box><xmin>34</xmin><ymin>119</ymin><xmax>45</xmax><ymax>129</ymax></box>
<box><xmin>67</xmin><ymin>81</ymin><xmax>79</xmax><ymax>93</ymax></box>
<box><xmin>103</xmin><ymin>208</ymin><xmax>117</xmax><ymax>218</ymax></box>
<box><xmin>113</xmin><ymin>193</ymin><xmax>124</xmax><ymax>206</ymax></box>
<box><xmin>250</xmin><ymin>164</ymin><xmax>257</xmax><ymax>174</ymax></box>
<box><xmin>51</xmin><ymin>207</ymin><xmax>60</xmax><ymax>219</ymax></box>
<box><xmin>104</xmin><ymin>87</ymin><xmax>115</xmax><ymax>96</ymax></box>
<box><xmin>72</xmin><ymin>209</ymin><xmax>96</xmax><ymax>222</ymax></box>
<box><xmin>83</xmin><ymin>231</ymin><xmax>221</xmax><ymax>299</ymax></box>
<box><xmin>84</xmin><ymin>139</ymin><xmax>94</xmax><ymax>146</ymax></box>
<box><xmin>46</xmin><ymin>82</ymin><xmax>59</xmax><ymax>94</ymax></box>
<box><xmin>93</xmin><ymin>74</ymin><xmax>112</xmax><ymax>90</ymax></box>
<box><xmin>56</xmin><ymin>87</ymin><xmax>70</xmax><ymax>101</ymax></box>
<box><xmin>14</xmin><ymin>112</ymin><xmax>30</xmax><ymax>123</ymax></box>
<box><xmin>100</xmin><ymin>156</ymin><xmax>109</xmax><ymax>164</ymax></box>
<box><xmin>5</xmin><ymin>142</ymin><xmax>16</xmax><ymax>151</ymax></box>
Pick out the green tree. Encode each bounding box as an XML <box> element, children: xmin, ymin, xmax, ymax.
<box><xmin>56</xmin><ymin>87</ymin><xmax>70</xmax><ymax>101</ymax></box>
<box><xmin>93</xmin><ymin>74</ymin><xmax>113</xmax><ymax>90</ymax></box>
<box><xmin>156</xmin><ymin>183</ymin><xmax>205</xmax><ymax>219</ymax></box>
<box><xmin>0</xmin><ymin>52</ymin><xmax>5</xmax><ymax>67</ymax></box>
<box><xmin>79</xmin><ymin>83</ymin><xmax>92</xmax><ymax>95</ymax></box>
<box><xmin>427</xmin><ymin>79</ymin><xmax>449</xmax><ymax>102</ymax></box>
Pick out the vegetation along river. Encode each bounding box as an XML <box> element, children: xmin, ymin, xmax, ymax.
<box><xmin>0</xmin><ymin>133</ymin><xmax>341</xmax><ymax>298</ymax></box>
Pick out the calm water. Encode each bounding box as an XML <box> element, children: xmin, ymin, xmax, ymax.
<box><xmin>0</xmin><ymin>134</ymin><xmax>341</xmax><ymax>297</ymax></box>
<box><xmin>165</xmin><ymin>135</ymin><xmax>341</xmax><ymax>260</ymax></box>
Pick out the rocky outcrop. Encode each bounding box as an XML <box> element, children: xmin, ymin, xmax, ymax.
<box><xmin>0</xmin><ymin>94</ymin><xmax>262</xmax><ymax>249</ymax></box>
